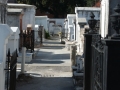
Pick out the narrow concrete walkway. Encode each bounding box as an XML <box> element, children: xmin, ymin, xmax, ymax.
<box><xmin>16</xmin><ymin>39</ymin><xmax>74</xmax><ymax>90</ymax></box>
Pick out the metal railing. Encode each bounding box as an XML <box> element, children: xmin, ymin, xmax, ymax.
<box><xmin>91</xmin><ymin>34</ymin><xmax>107</xmax><ymax>90</ymax></box>
<box><xmin>83</xmin><ymin>5</ymin><xmax>120</xmax><ymax>90</ymax></box>
<box><xmin>5</xmin><ymin>49</ymin><xmax>18</xmax><ymax>90</ymax></box>
<box><xmin>19</xmin><ymin>30</ymin><xmax>34</xmax><ymax>53</ymax></box>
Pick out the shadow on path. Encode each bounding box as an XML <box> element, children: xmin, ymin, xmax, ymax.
<box><xmin>16</xmin><ymin>39</ymin><xmax>73</xmax><ymax>90</ymax></box>
<box><xmin>16</xmin><ymin>73</ymin><xmax>74</xmax><ymax>90</ymax></box>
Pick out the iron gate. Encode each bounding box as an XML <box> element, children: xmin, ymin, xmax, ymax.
<box><xmin>91</xmin><ymin>35</ymin><xmax>107</xmax><ymax>90</ymax></box>
<box><xmin>5</xmin><ymin>49</ymin><xmax>18</xmax><ymax>90</ymax></box>
<box><xmin>23</xmin><ymin>30</ymin><xmax>34</xmax><ymax>52</ymax></box>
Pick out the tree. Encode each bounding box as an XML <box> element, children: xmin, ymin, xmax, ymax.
<box><xmin>85</xmin><ymin>0</ymin><xmax>100</xmax><ymax>7</ymax></box>
<box><xmin>17</xmin><ymin>0</ymin><xmax>87</xmax><ymax>18</ymax></box>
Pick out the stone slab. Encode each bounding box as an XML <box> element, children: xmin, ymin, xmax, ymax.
<box><xmin>73</xmin><ymin>71</ymin><xmax>83</xmax><ymax>76</ymax></box>
<box><xmin>17</xmin><ymin>53</ymin><xmax>33</xmax><ymax>63</ymax></box>
<box><xmin>65</xmin><ymin>41</ymin><xmax>76</xmax><ymax>51</ymax></box>
<box><xmin>77</xmin><ymin>18</ymin><xmax>87</xmax><ymax>24</ymax></box>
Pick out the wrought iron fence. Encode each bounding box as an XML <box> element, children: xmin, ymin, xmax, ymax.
<box><xmin>20</xmin><ymin>30</ymin><xmax>35</xmax><ymax>53</ymax></box>
<box><xmin>91</xmin><ymin>34</ymin><xmax>107</xmax><ymax>90</ymax></box>
<box><xmin>5</xmin><ymin>49</ymin><xmax>18</xmax><ymax>90</ymax></box>
<box><xmin>84</xmin><ymin>7</ymin><xmax>120</xmax><ymax>90</ymax></box>
<box><xmin>38</xmin><ymin>28</ymin><xmax>42</xmax><ymax>44</ymax></box>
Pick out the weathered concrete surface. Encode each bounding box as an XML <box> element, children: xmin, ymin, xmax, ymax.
<box><xmin>16</xmin><ymin>39</ymin><xmax>74</xmax><ymax>90</ymax></box>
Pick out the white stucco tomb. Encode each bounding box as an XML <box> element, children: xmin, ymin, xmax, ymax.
<box><xmin>6</xmin><ymin>27</ymin><xmax>20</xmax><ymax>54</ymax></box>
<box><xmin>77</xmin><ymin>18</ymin><xmax>87</xmax><ymax>54</ymax></box>
<box><xmin>68</xmin><ymin>25</ymin><xmax>74</xmax><ymax>41</ymax></box>
<box><xmin>72</xmin><ymin>19</ymin><xmax>76</xmax><ymax>41</ymax></box>
<box><xmin>35</xmin><ymin>16</ymin><xmax>48</xmax><ymax>32</ymax></box>
<box><xmin>67</xmin><ymin>14</ymin><xmax>76</xmax><ymax>41</ymax></box>
<box><xmin>52</xmin><ymin>25</ymin><xmax>61</xmax><ymax>35</ymax></box>
<box><xmin>0</xmin><ymin>24</ymin><xmax>13</xmax><ymax>90</ymax></box>
<box><xmin>48</xmin><ymin>18</ymin><xmax>65</xmax><ymax>34</ymax></box>
<box><xmin>75</xmin><ymin>7</ymin><xmax>100</xmax><ymax>54</ymax></box>
<box><xmin>7</xmin><ymin>8</ymin><xmax>23</xmax><ymax>30</ymax></box>
<box><xmin>35</xmin><ymin>25</ymin><xmax>39</xmax><ymax>42</ymax></box>
<box><xmin>7</xmin><ymin>3</ymin><xmax>36</xmax><ymax>30</ymax></box>
<box><xmin>100</xmin><ymin>0</ymin><xmax>120</xmax><ymax>38</ymax></box>
<box><xmin>64</xmin><ymin>19</ymin><xmax>68</xmax><ymax>37</ymax></box>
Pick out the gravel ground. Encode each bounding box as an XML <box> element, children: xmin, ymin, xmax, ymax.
<box><xmin>16</xmin><ymin>39</ymin><xmax>74</xmax><ymax>90</ymax></box>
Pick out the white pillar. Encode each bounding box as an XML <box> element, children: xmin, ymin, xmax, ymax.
<box><xmin>21</xmin><ymin>47</ymin><xmax>26</xmax><ymax>73</ymax></box>
<box><xmin>35</xmin><ymin>25</ymin><xmax>39</xmax><ymax>41</ymax></box>
<box><xmin>100</xmin><ymin>0</ymin><xmax>108</xmax><ymax>38</ymax></box>
<box><xmin>100</xmin><ymin>0</ymin><xmax>120</xmax><ymax>37</ymax></box>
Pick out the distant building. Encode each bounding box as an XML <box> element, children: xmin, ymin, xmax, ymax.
<box><xmin>8</xmin><ymin>0</ymin><xmax>18</xmax><ymax>3</ymax></box>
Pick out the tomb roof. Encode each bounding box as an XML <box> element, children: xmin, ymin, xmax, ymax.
<box><xmin>7</xmin><ymin>3</ymin><xmax>36</xmax><ymax>9</ymax></box>
<box><xmin>77</xmin><ymin>18</ymin><xmax>87</xmax><ymax>24</ymax></box>
<box><xmin>67</xmin><ymin>14</ymin><xmax>76</xmax><ymax>18</ymax></box>
<box><xmin>7</xmin><ymin>8</ymin><xmax>23</xmax><ymax>13</ymax></box>
<box><xmin>75</xmin><ymin>7</ymin><xmax>100</xmax><ymax>13</ymax></box>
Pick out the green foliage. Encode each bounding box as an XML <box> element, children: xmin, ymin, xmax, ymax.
<box><xmin>17</xmin><ymin>0</ymin><xmax>98</xmax><ymax>17</ymax></box>
<box><xmin>17</xmin><ymin>0</ymin><xmax>87</xmax><ymax>18</ymax></box>
<box><xmin>85</xmin><ymin>0</ymin><xmax>100</xmax><ymax>7</ymax></box>
<box><xmin>44</xmin><ymin>30</ymin><xmax>50</xmax><ymax>39</ymax></box>
<box><xmin>85</xmin><ymin>0</ymin><xmax>94</xmax><ymax>6</ymax></box>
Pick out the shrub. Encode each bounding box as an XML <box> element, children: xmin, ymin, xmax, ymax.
<box><xmin>44</xmin><ymin>29</ymin><xmax>50</xmax><ymax>39</ymax></box>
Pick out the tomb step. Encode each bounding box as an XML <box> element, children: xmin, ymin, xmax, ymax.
<box><xmin>72</xmin><ymin>66</ymin><xmax>78</xmax><ymax>71</ymax></box>
<box><xmin>17</xmin><ymin>53</ymin><xmax>33</xmax><ymax>63</ymax></box>
<box><xmin>73</xmin><ymin>71</ymin><xmax>84</xmax><ymax>77</ymax></box>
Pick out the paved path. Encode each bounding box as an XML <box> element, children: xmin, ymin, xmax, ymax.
<box><xmin>16</xmin><ymin>39</ymin><xmax>74</xmax><ymax>90</ymax></box>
